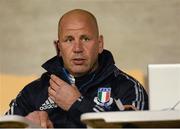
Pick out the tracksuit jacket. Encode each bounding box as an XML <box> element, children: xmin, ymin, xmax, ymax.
<box><xmin>6</xmin><ymin>50</ymin><xmax>149</xmax><ymax>128</ymax></box>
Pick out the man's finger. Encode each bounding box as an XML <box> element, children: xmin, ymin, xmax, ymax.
<box><xmin>39</xmin><ymin>111</ymin><xmax>48</xmax><ymax>128</ymax></box>
<box><xmin>48</xmin><ymin>86</ymin><xmax>56</xmax><ymax>96</ymax></box>
<box><xmin>48</xmin><ymin>86</ymin><xmax>57</xmax><ymax>102</ymax></box>
<box><xmin>49</xmin><ymin>79</ymin><xmax>59</xmax><ymax>91</ymax></box>
<box><xmin>47</xmin><ymin>120</ymin><xmax>54</xmax><ymax>128</ymax></box>
<box><xmin>48</xmin><ymin>92</ymin><xmax>56</xmax><ymax>102</ymax></box>
<box><xmin>25</xmin><ymin>111</ymin><xmax>40</xmax><ymax>125</ymax></box>
<box><xmin>50</xmin><ymin>74</ymin><xmax>68</xmax><ymax>86</ymax></box>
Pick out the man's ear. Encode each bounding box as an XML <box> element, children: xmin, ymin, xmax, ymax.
<box><xmin>53</xmin><ymin>40</ymin><xmax>60</xmax><ymax>56</ymax></box>
<box><xmin>98</xmin><ymin>35</ymin><xmax>104</xmax><ymax>54</ymax></box>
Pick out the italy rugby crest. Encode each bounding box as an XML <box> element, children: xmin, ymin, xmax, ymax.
<box><xmin>94</xmin><ymin>88</ymin><xmax>113</xmax><ymax>107</ymax></box>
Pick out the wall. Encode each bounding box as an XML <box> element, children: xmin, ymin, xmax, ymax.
<box><xmin>0</xmin><ymin>0</ymin><xmax>180</xmax><ymax>94</ymax></box>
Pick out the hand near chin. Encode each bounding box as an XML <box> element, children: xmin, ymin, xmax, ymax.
<box><xmin>48</xmin><ymin>74</ymin><xmax>81</xmax><ymax>111</ymax></box>
<box><xmin>25</xmin><ymin>111</ymin><xmax>53</xmax><ymax>128</ymax></box>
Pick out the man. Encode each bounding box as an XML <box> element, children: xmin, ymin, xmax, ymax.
<box><xmin>6</xmin><ymin>9</ymin><xmax>148</xmax><ymax>128</ymax></box>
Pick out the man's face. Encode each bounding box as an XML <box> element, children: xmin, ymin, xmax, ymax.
<box><xmin>58</xmin><ymin>14</ymin><xmax>103</xmax><ymax>77</ymax></box>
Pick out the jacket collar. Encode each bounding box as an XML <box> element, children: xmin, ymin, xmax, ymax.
<box><xmin>41</xmin><ymin>49</ymin><xmax>116</xmax><ymax>90</ymax></box>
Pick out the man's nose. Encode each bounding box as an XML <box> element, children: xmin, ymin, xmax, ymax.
<box><xmin>73</xmin><ymin>41</ymin><xmax>83</xmax><ymax>53</ymax></box>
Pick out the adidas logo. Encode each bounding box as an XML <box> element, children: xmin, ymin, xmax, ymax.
<box><xmin>39</xmin><ymin>97</ymin><xmax>58</xmax><ymax>110</ymax></box>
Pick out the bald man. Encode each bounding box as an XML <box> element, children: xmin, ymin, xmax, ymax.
<box><xmin>6</xmin><ymin>9</ymin><xmax>149</xmax><ymax>128</ymax></box>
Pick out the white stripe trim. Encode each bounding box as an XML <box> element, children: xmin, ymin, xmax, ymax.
<box><xmin>120</xmin><ymin>73</ymin><xmax>145</xmax><ymax>110</ymax></box>
<box><xmin>95</xmin><ymin>105</ymin><xmax>104</xmax><ymax>112</ymax></box>
<box><xmin>140</xmin><ymin>85</ymin><xmax>145</xmax><ymax>110</ymax></box>
<box><xmin>93</xmin><ymin>107</ymin><xmax>100</xmax><ymax>112</ymax></box>
<box><xmin>48</xmin><ymin>97</ymin><xmax>54</xmax><ymax>103</ymax></box>
<box><xmin>137</xmin><ymin>85</ymin><xmax>142</xmax><ymax>110</ymax></box>
<box><xmin>77</xmin><ymin>98</ymin><xmax>82</xmax><ymax>102</ymax></box>
<box><xmin>10</xmin><ymin>102</ymin><xmax>14</xmax><ymax>115</ymax></box>
<box><xmin>114</xmin><ymin>99</ymin><xmax>125</xmax><ymax>111</ymax></box>
<box><xmin>46</xmin><ymin>100</ymin><xmax>50</xmax><ymax>105</ymax></box>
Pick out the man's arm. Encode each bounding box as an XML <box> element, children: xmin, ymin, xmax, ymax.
<box><xmin>6</xmin><ymin>87</ymin><xmax>35</xmax><ymax>116</ymax></box>
<box><xmin>5</xmin><ymin>80</ymin><xmax>53</xmax><ymax>128</ymax></box>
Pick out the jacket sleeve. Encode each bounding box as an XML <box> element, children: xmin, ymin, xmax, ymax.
<box><xmin>67</xmin><ymin>96</ymin><xmax>100</xmax><ymax>126</ymax></box>
<box><xmin>5</xmin><ymin>80</ymin><xmax>39</xmax><ymax>116</ymax></box>
<box><xmin>113</xmin><ymin>72</ymin><xmax>149</xmax><ymax>110</ymax></box>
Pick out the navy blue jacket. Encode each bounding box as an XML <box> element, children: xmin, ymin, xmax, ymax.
<box><xmin>6</xmin><ymin>50</ymin><xmax>148</xmax><ymax>127</ymax></box>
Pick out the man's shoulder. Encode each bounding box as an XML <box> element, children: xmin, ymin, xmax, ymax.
<box><xmin>112</xmin><ymin>67</ymin><xmax>142</xmax><ymax>88</ymax></box>
<box><xmin>23</xmin><ymin>72</ymin><xmax>50</xmax><ymax>92</ymax></box>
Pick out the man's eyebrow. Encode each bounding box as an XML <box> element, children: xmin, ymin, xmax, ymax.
<box><xmin>63</xmin><ymin>35</ymin><xmax>74</xmax><ymax>39</ymax></box>
<box><xmin>80</xmin><ymin>34</ymin><xmax>91</xmax><ymax>38</ymax></box>
<box><xmin>64</xmin><ymin>35</ymin><xmax>73</xmax><ymax>38</ymax></box>
<box><xmin>60</xmin><ymin>35</ymin><xmax>74</xmax><ymax>42</ymax></box>
<box><xmin>80</xmin><ymin>35</ymin><xmax>88</xmax><ymax>37</ymax></box>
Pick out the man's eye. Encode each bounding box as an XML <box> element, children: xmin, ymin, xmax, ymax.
<box><xmin>65</xmin><ymin>38</ymin><xmax>73</xmax><ymax>43</ymax></box>
<box><xmin>81</xmin><ymin>37</ymin><xmax>90</xmax><ymax>42</ymax></box>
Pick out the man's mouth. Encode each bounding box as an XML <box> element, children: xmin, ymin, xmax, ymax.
<box><xmin>72</xmin><ymin>58</ymin><xmax>85</xmax><ymax>65</ymax></box>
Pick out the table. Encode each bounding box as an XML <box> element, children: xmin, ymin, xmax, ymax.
<box><xmin>81</xmin><ymin>110</ymin><xmax>180</xmax><ymax>128</ymax></box>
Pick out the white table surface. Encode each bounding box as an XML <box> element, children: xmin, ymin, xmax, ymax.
<box><xmin>81</xmin><ymin>110</ymin><xmax>180</xmax><ymax>128</ymax></box>
<box><xmin>0</xmin><ymin>115</ymin><xmax>41</xmax><ymax>128</ymax></box>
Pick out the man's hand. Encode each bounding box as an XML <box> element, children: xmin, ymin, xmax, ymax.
<box><xmin>48</xmin><ymin>74</ymin><xmax>81</xmax><ymax>111</ymax></box>
<box><xmin>25</xmin><ymin>111</ymin><xmax>53</xmax><ymax>128</ymax></box>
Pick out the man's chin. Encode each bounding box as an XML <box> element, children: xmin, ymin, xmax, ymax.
<box><xmin>70</xmin><ymin>68</ymin><xmax>88</xmax><ymax>77</ymax></box>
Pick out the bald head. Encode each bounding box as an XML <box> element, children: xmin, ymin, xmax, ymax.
<box><xmin>58</xmin><ymin>9</ymin><xmax>99</xmax><ymax>39</ymax></box>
